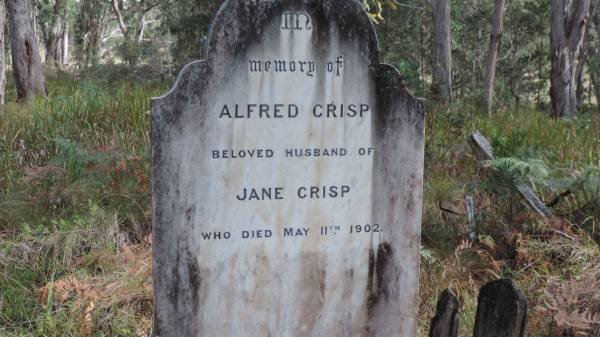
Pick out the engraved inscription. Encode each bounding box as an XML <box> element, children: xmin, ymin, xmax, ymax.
<box><xmin>281</xmin><ymin>11</ymin><xmax>312</xmax><ymax>31</ymax></box>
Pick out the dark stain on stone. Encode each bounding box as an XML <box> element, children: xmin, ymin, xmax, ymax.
<box><xmin>319</xmin><ymin>269</ymin><xmax>326</xmax><ymax>300</ymax></box>
<box><xmin>168</xmin><ymin>250</ymin><xmax>181</xmax><ymax>306</ymax></box>
<box><xmin>366</xmin><ymin>248</ymin><xmax>375</xmax><ymax>295</ymax></box>
<box><xmin>366</xmin><ymin>242</ymin><xmax>394</xmax><ymax>319</ymax></box>
<box><xmin>185</xmin><ymin>206</ymin><xmax>194</xmax><ymax>223</ymax></box>
<box><xmin>153</xmin><ymin>314</ymin><xmax>160</xmax><ymax>336</ymax></box>
<box><xmin>187</xmin><ymin>251</ymin><xmax>201</xmax><ymax>313</ymax></box>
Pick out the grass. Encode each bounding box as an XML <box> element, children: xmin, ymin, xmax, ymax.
<box><xmin>1</xmin><ymin>68</ymin><xmax>161</xmax><ymax>336</ymax></box>
<box><xmin>1</xmin><ymin>68</ymin><xmax>599</xmax><ymax>336</ymax></box>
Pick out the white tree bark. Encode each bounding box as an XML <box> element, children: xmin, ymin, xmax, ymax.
<box><xmin>483</xmin><ymin>0</ymin><xmax>506</xmax><ymax>115</ymax></box>
<box><xmin>62</xmin><ymin>14</ymin><xmax>69</xmax><ymax>65</ymax></box>
<box><xmin>111</xmin><ymin>0</ymin><xmax>130</xmax><ymax>40</ymax></box>
<box><xmin>550</xmin><ymin>0</ymin><xmax>591</xmax><ymax>118</ymax></box>
<box><xmin>0</xmin><ymin>0</ymin><xmax>6</xmax><ymax>105</ymax></box>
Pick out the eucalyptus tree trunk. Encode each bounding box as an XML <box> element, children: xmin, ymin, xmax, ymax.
<box><xmin>7</xmin><ymin>0</ymin><xmax>47</xmax><ymax>100</ymax></box>
<box><xmin>431</xmin><ymin>0</ymin><xmax>452</xmax><ymax>104</ymax></box>
<box><xmin>0</xmin><ymin>0</ymin><xmax>6</xmax><ymax>105</ymax></box>
<box><xmin>62</xmin><ymin>16</ymin><xmax>69</xmax><ymax>65</ymax></box>
<box><xmin>587</xmin><ymin>1</ymin><xmax>600</xmax><ymax>109</ymax></box>
<box><xmin>550</xmin><ymin>0</ymin><xmax>591</xmax><ymax>118</ymax></box>
<box><xmin>46</xmin><ymin>0</ymin><xmax>66</xmax><ymax>64</ymax></box>
<box><xmin>575</xmin><ymin>21</ymin><xmax>590</xmax><ymax>111</ymax></box>
<box><xmin>591</xmin><ymin>72</ymin><xmax>600</xmax><ymax>104</ymax></box>
<box><xmin>483</xmin><ymin>0</ymin><xmax>506</xmax><ymax>115</ymax></box>
<box><xmin>135</xmin><ymin>0</ymin><xmax>146</xmax><ymax>43</ymax></box>
<box><xmin>86</xmin><ymin>10</ymin><xmax>104</xmax><ymax>68</ymax></box>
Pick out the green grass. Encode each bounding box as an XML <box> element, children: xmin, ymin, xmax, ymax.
<box><xmin>0</xmin><ymin>69</ymin><xmax>164</xmax><ymax>231</ymax></box>
<box><xmin>1</xmin><ymin>70</ymin><xmax>599</xmax><ymax>336</ymax></box>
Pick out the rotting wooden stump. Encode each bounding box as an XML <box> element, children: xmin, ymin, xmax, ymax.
<box><xmin>429</xmin><ymin>289</ymin><xmax>459</xmax><ymax>337</ymax></box>
<box><xmin>473</xmin><ymin>278</ymin><xmax>528</xmax><ymax>337</ymax></box>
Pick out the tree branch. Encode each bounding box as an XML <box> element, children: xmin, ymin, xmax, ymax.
<box><xmin>144</xmin><ymin>3</ymin><xmax>159</xmax><ymax>14</ymax></box>
<box><xmin>111</xmin><ymin>0</ymin><xmax>129</xmax><ymax>41</ymax></box>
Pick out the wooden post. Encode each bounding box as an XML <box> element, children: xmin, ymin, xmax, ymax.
<box><xmin>473</xmin><ymin>278</ymin><xmax>528</xmax><ymax>337</ymax></box>
<box><xmin>429</xmin><ymin>289</ymin><xmax>459</xmax><ymax>337</ymax></box>
<box><xmin>466</xmin><ymin>195</ymin><xmax>476</xmax><ymax>241</ymax></box>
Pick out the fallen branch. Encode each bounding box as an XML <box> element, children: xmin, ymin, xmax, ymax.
<box><xmin>439</xmin><ymin>204</ymin><xmax>466</xmax><ymax>217</ymax></box>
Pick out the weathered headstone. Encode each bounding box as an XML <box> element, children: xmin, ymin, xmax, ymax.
<box><xmin>468</xmin><ymin>131</ymin><xmax>552</xmax><ymax>218</ymax></box>
<box><xmin>429</xmin><ymin>289</ymin><xmax>460</xmax><ymax>337</ymax></box>
<box><xmin>473</xmin><ymin>278</ymin><xmax>528</xmax><ymax>337</ymax></box>
<box><xmin>151</xmin><ymin>1</ymin><xmax>425</xmax><ymax>336</ymax></box>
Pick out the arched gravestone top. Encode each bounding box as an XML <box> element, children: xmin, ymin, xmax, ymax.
<box><xmin>151</xmin><ymin>1</ymin><xmax>425</xmax><ymax>336</ymax></box>
<box><xmin>205</xmin><ymin>0</ymin><xmax>379</xmax><ymax>64</ymax></box>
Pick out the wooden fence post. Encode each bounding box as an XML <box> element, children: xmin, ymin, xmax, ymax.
<box><xmin>473</xmin><ymin>278</ymin><xmax>528</xmax><ymax>337</ymax></box>
<box><xmin>429</xmin><ymin>289</ymin><xmax>459</xmax><ymax>337</ymax></box>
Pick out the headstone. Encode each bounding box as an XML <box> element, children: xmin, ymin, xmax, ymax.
<box><xmin>468</xmin><ymin>131</ymin><xmax>552</xmax><ymax>218</ymax></box>
<box><xmin>473</xmin><ymin>278</ymin><xmax>528</xmax><ymax>337</ymax></box>
<box><xmin>151</xmin><ymin>1</ymin><xmax>425</xmax><ymax>336</ymax></box>
<box><xmin>429</xmin><ymin>289</ymin><xmax>460</xmax><ymax>337</ymax></box>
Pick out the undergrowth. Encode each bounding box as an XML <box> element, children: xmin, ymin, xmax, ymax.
<box><xmin>1</xmin><ymin>70</ymin><xmax>599</xmax><ymax>336</ymax></box>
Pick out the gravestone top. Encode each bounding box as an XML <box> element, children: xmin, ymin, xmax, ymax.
<box><xmin>152</xmin><ymin>1</ymin><xmax>425</xmax><ymax>336</ymax></box>
<box><xmin>473</xmin><ymin>278</ymin><xmax>528</xmax><ymax>337</ymax></box>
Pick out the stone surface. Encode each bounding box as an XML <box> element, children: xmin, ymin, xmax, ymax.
<box><xmin>429</xmin><ymin>289</ymin><xmax>459</xmax><ymax>337</ymax></box>
<box><xmin>473</xmin><ymin>278</ymin><xmax>528</xmax><ymax>337</ymax></box>
<box><xmin>151</xmin><ymin>1</ymin><xmax>425</xmax><ymax>336</ymax></box>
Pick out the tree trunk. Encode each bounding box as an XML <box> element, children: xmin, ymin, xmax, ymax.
<box><xmin>7</xmin><ymin>0</ymin><xmax>47</xmax><ymax>100</ymax></box>
<box><xmin>483</xmin><ymin>0</ymin><xmax>506</xmax><ymax>115</ymax></box>
<box><xmin>46</xmin><ymin>0</ymin><xmax>66</xmax><ymax>64</ymax></box>
<box><xmin>135</xmin><ymin>0</ymin><xmax>146</xmax><ymax>44</ymax></box>
<box><xmin>87</xmin><ymin>16</ymin><xmax>102</xmax><ymax>67</ymax></box>
<box><xmin>62</xmin><ymin>14</ymin><xmax>69</xmax><ymax>65</ymax></box>
<box><xmin>550</xmin><ymin>0</ymin><xmax>591</xmax><ymax>118</ymax></box>
<box><xmin>575</xmin><ymin>43</ymin><xmax>587</xmax><ymax>111</ymax></box>
<box><xmin>0</xmin><ymin>0</ymin><xmax>6</xmax><ymax>105</ymax></box>
<box><xmin>576</xmin><ymin>15</ymin><xmax>592</xmax><ymax>111</ymax></box>
<box><xmin>587</xmin><ymin>1</ymin><xmax>600</xmax><ymax>109</ymax></box>
<box><xmin>591</xmin><ymin>72</ymin><xmax>600</xmax><ymax>106</ymax></box>
<box><xmin>84</xmin><ymin>1</ymin><xmax>105</xmax><ymax>68</ymax></box>
<box><xmin>112</xmin><ymin>0</ymin><xmax>130</xmax><ymax>41</ymax></box>
<box><xmin>431</xmin><ymin>0</ymin><xmax>452</xmax><ymax>104</ymax></box>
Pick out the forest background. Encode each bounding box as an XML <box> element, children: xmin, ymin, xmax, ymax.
<box><xmin>0</xmin><ymin>0</ymin><xmax>599</xmax><ymax>336</ymax></box>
